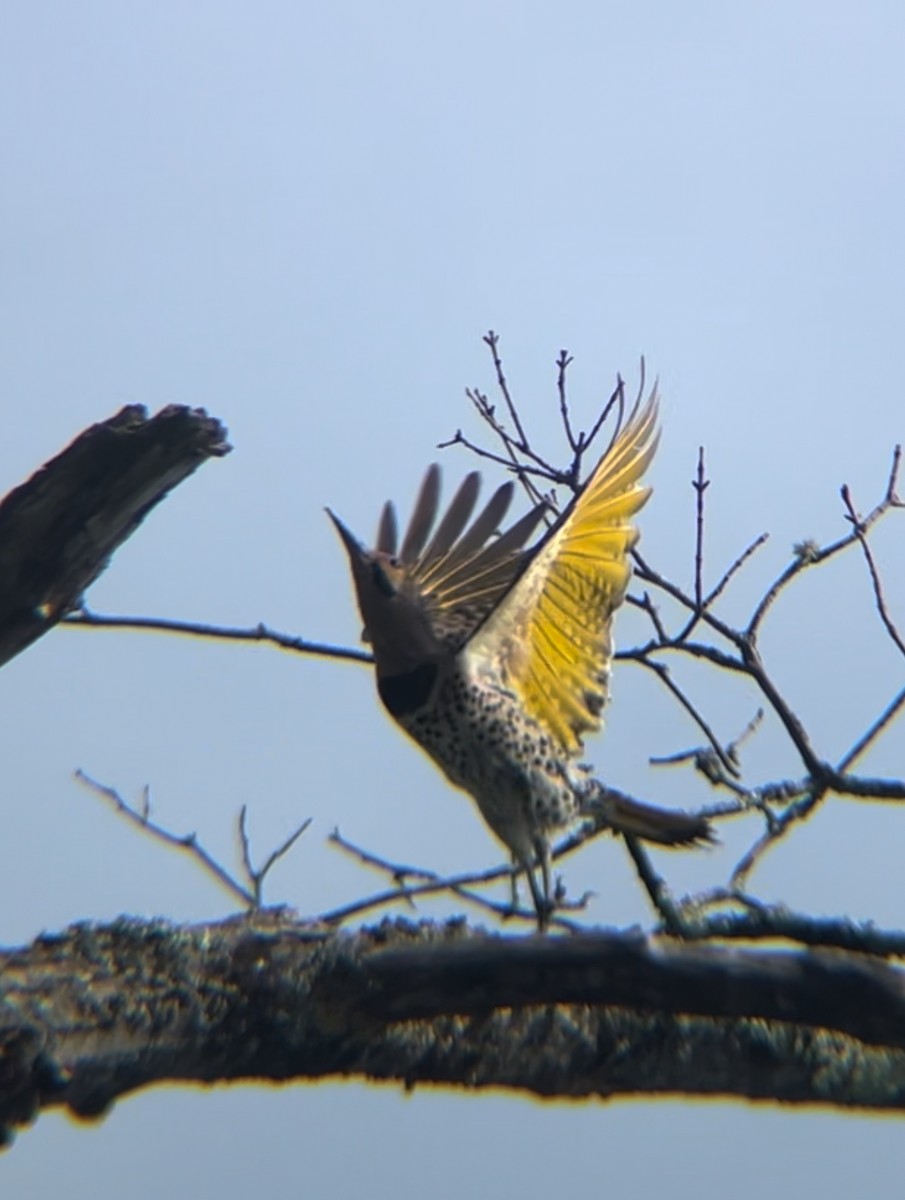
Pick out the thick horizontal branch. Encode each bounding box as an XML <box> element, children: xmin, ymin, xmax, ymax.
<box><xmin>5</xmin><ymin>916</ymin><xmax>905</xmax><ymax>1145</ymax></box>
<box><xmin>0</xmin><ymin>405</ymin><xmax>230</xmax><ymax>669</ymax></box>
<box><xmin>362</xmin><ymin>927</ymin><xmax>905</xmax><ymax>1044</ymax></box>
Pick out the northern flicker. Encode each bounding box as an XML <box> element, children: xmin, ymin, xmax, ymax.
<box><xmin>328</xmin><ymin>389</ymin><xmax>711</xmax><ymax>926</ymax></box>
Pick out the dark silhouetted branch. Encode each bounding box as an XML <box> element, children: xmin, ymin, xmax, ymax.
<box><xmin>64</xmin><ymin>607</ymin><xmax>373</xmax><ymax>664</ymax></box>
<box><xmin>0</xmin><ymin>405</ymin><xmax>229</xmax><ymax>670</ymax></box>
<box><xmin>6</xmin><ymin>917</ymin><xmax>905</xmax><ymax>1147</ymax></box>
<box><xmin>74</xmin><ymin>771</ymin><xmax>311</xmax><ymax>910</ymax></box>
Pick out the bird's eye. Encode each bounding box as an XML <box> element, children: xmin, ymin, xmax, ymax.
<box><xmin>371</xmin><ymin>560</ymin><xmax>396</xmax><ymax>598</ymax></box>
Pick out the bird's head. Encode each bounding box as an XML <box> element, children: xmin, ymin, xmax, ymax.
<box><xmin>327</xmin><ymin>508</ymin><xmax>442</xmax><ymax>674</ymax></box>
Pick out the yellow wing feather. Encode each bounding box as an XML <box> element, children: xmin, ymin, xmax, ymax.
<box><xmin>466</xmin><ymin>389</ymin><xmax>659</xmax><ymax>754</ymax></box>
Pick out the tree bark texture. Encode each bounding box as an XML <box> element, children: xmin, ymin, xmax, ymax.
<box><xmin>3</xmin><ymin>914</ymin><xmax>905</xmax><ymax>1144</ymax></box>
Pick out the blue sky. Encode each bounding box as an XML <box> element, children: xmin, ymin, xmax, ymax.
<box><xmin>2</xmin><ymin>3</ymin><xmax>904</xmax><ymax>1196</ymax></box>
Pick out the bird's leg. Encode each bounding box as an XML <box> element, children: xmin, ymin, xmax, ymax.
<box><xmin>509</xmin><ymin>854</ymin><xmax>521</xmax><ymax>910</ymax></box>
<box><xmin>526</xmin><ymin>838</ymin><xmax>553</xmax><ymax>932</ymax></box>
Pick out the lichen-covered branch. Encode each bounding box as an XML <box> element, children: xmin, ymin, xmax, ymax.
<box><xmin>5</xmin><ymin>916</ymin><xmax>905</xmax><ymax>1147</ymax></box>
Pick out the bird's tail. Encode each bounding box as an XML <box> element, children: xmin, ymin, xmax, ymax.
<box><xmin>580</xmin><ymin>781</ymin><xmax>714</xmax><ymax>846</ymax></box>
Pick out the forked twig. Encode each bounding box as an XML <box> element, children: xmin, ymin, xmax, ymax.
<box><xmin>74</xmin><ymin>770</ymin><xmax>310</xmax><ymax>910</ymax></box>
<box><xmin>239</xmin><ymin>806</ymin><xmax>312</xmax><ymax>907</ymax></box>
<box><xmin>747</xmin><ymin>444</ymin><xmax>903</xmax><ymax>638</ymax></box>
<box><xmin>703</xmin><ymin>532</ymin><xmax>770</xmax><ymax>607</ymax></box>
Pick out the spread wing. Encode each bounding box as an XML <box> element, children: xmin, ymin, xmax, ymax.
<box><xmin>376</xmin><ymin>465</ymin><xmax>549</xmax><ymax>648</ymax></box>
<box><xmin>466</xmin><ymin>389</ymin><xmax>659</xmax><ymax>754</ymax></box>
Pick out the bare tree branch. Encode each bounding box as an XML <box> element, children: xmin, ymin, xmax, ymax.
<box><xmin>555</xmin><ymin>348</ymin><xmax>579</xmax><ymax>453</ymax></box>
<box><xmin>484</xmin><ymin>329</ymin><xmax>529</xmax><ymax>448</ymax></box>
<box><xmin>839</xmin><ymin>685</ymin><xmax>905</xmax><ymax>772</ymax></box>
<box><xmin>747</xmin><ymin>443</ymin><xmax>902</xmax><ymax>638</ymax></box>
<box><xmin>74</xmin><ymin>772</ymin><xmax>311</xmax><ymax>910</ymax></box>
<box><xmin>4</xmin><ymin>347</ymin><xmax>905</xmax><ymax>1147</ymax></box>
<box><xmin>64</xmin><ymin>606</ymin><xmax>372</xmax><ymax>664</ymax></box>
<box><xmin>0</xmin><ymin>405</ymin><xmax>229</xmax><ymax>670</ymax></box>
<box><xmin>841</xmin><ymin>476</ymin><xmax>905</xmax><ymax>658</ymax></box>
<box><xmin>692</xmin><ymin>446</ymin><xmax>708</xmax><ymax>612</ymax></box>
<box><xmin>7</xmin><ymin>917</ymin><xmax>905</xmax><ymax>1146</ymax></box>
<box><xmin>703</xmin><ymin>531</ymin><xmax>770</xmax><ymax>607</ymax></box>
<box><xmin>323</xmin><ymin>830</ymin><xmax>591</xmax><ymax>929</ymax></box>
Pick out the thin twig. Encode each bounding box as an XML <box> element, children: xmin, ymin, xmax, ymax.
<box><xmin>693</xmin><ymin>447</ymin><xmax>708</xmax><ymax>612</ymax></box>
<box><xmin>556</xmin><ymin>349</ymin><xmax>579</xmax><ymax>454</ymax></box>
<box><xmin>583</xmin><ymin>376</ymin><xmax>626</xmax><ymax>458</ymax></box>
<box><xmin>669</xmin><ymin>447</ymin><xmax>713</xmax><ymax>645</ymax></box>
<box><xmin>703</xmin><ymin>532</ymin><xmax>770</xmax><ymax>608</ymax></box>
<box><xmin>437</xmin><ymin>428</ymin><xmax>557</xmax><ymax>482</ymax></box>
<box><xmin>484</xmin><ymin>330</ymin><xmax>529</xmax><ymax>448</ymax></box>
<box><xmin>438</xmin><ymin>422</ymin><xmax>551</xmax><ymax>511</ymax></box>
<box><xmin>622</xmin><ymin>654</ymin><xmax>739</xmax><ymax>776</ymax></box>
<box><xmin>64</xmin><ymin>607</ymin><xmax>372</xmax><ymax>664</ymax></box>
<box><xmin>747</xmin><ymin>446</ymin><xmax>903</xmax><ymax>637</ymax></box>
<box><xmin>650</xmin><ymin>711</ymin><xmax>764</xmax><ymax>792</ymax></box>
<box><xmin>323</xmin><ymin>830</ymin><xmax>583</xmax><ymax>929</ymax></box>
<box><xmin>743</xmin><ymin>642</ymin><xmax>828</xmax><ymax>779</ymax></box>
<box><xmin>632</xmin><ymin>549</ymin><xmax>743</xmax><ymax>649</ymax></box>
<box><xmin>728</xmin><ymin>785</ymin><xmax>826</xmax><ymax>889</ymax></box>
<box><xmin>465</xmin><ymin>387</ymin><xmax>564</xmax><ymax>477</ymax></box>
<box><xmin>75</xmin><ymin>771</ymin><xmax>311</xmax><ymax>910</ymax></box>
<box><xmin>838</xmin><ymin>685</ymin><xmax>905</xmax><ymax>773</ymax></box>
<box><xmin>637</xmin><ymin>560</ymin><xmax>828</xmax><ymax>783</ymax></box>
<box><xmin>239</xmin><ymin>806</ymin><xmax>312</xmax><ymax>907</ymax></box>
<box><xmin>841</xmin><ymin>482</ymin><xmax>905</xmax><ymax>659</ymax></box>
<box><xmin>729</xmin><ymin>826</ymin><xmax>785</xmax><ymax>890</ymax></box>
<box><xmin>75</xmin><ymin>770</ymin><xmax>255</xmax><ymax>907</ymax></box>
<box><xmin>625</xmin><ymin>591</ymin><xmax>670</xmax><ymax>642</ymax></box>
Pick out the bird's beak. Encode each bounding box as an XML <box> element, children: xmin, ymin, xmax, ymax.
<box><xmin>325</xmin><ymin>508</ymin><xmax>366</xmax><ymax>564</ymax></box>
<box><xmin>326</xmin><ymin>508</ymin><xmax>375</xmax><ymax>644</ymax></box>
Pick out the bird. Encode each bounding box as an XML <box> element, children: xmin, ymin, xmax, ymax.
<box><xmin>328</xmin><ymin>388</ymin><xmax>711</xmax><ymax>927</ymax></box>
